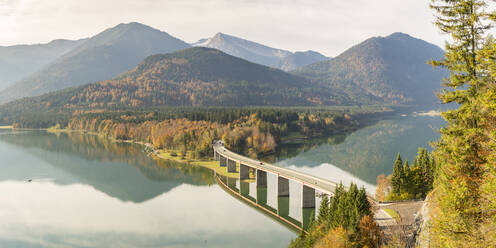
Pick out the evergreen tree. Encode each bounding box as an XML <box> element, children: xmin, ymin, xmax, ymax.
<box><xmin>347</xmin><ymin>183</ymin><xmax>359</xmax><ymax>230</ymax></box>
<box><xmin>317</xmin><ymin>195</ymin><xmax>330</xmax><ymax>226</ymax></box>
<box><xmin>402</xmin><ymin>160</ymin><xmax>411</xmax><ymax>195</ymax></box>
<box><xmin>391</xmin><ymin>153</ymin><xmax>403</xmax><ymax>194</ymax></box>
<box><xmin>429</xmin><ymin>0</ymin><xmax>493</xmax><ymax>245</ymax></box>
<box><xmin>292</xmin><ymin>182</ymin><xmax>376</xmax><ymax>247</ymax></box>
<box><xmin>356</xmin><ymin>187</ymin><xmax>372</xmax><ymax>217</ymax></box>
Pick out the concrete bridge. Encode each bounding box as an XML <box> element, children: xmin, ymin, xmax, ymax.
<box><xmin>213</xmin><ymin>141</ymin><xmax>340</xmax><ymax>221</ymax></box>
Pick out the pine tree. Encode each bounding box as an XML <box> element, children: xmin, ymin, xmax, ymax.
<box><xmin>347</xmin><ymin>183</ymin><xmax>359</xmax><ymax>230</ymax></box>
<box><xmin>477</xmin><ymin>37</ymin><xmax>496</xmax><ymax>244</ymax></box>
<box><xmin>356</xmin><ymin>187</ymin><xmax>372</xmax><ymax>217</ymax></box>
<box><xmin>317</xmin><ymin>195</ymin><xmax>330</xmax><ymax>226</ymax></box>
<box><xmin>429</xmin><ymin>0</ymin><xmax>493</xmax><ymax>245</ymax></box>
<box><xmin>391</xmin><ymin>153</ymin><xmax>403</xmax><ymax>194</ymax></box>
<box><xmin>402</xmin><ymin>160</ymin><xmax>411</xmax><ymax>196</ymax></box>
<box><xmin>412</xmin><ymin>147</ymin><xmax>435</xmax><ymax>197</ymax></box>
<box><xmin>328</xmin><ymin>183</ymin><xmax>345</xmax><ymax>229</ymax></box>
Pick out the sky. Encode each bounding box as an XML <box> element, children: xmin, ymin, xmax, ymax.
<box><xmin>0</xmin><ymin>0</ymin><xmax>446</xmax><ymax>56</ymax></box>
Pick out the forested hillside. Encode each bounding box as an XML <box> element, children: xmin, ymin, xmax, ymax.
<box><xmin>0</xmin><ymin>22</ymin><xmax>191</xmax><ymax>103</ymax></box>
<box><xmin>419</xmin><ymin>0</ymin><xmax>496</xmax><ymax>247</ymax></box>
<box><xmin>294</xmin><ymin>32</ymin><xmax>447</xmax><ymax>106</ymax></box>
<box><xmin>0</xmin><ymin>47</ymin><xmax>351</xmax><ymax>123</ymax></box>
<box><xmin>277</xmin><ymin>51</ymin><xmax>330</xmax><ymax>71</ymax></box>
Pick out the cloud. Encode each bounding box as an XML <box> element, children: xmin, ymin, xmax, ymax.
<box><xmin>0</xmin><ymin>0</ymin><xmax>444</xmax><ymax>55</ymax></box>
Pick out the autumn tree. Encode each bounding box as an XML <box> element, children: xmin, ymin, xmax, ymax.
<box><xmin>357</xmin><ymin>215</ymin><xmax>383</xmax><ymax>248</ymax></box>
<box><xmin>429</xmin><ymin>0</ymin><xmax>495</xmax><ymax>246</ymax></box>
<box><xmin>375</xmin><ymin>174</ymin><xmax>391</xmax><ymax>202</ymax></box>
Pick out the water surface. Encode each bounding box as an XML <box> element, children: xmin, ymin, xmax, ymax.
<box><xmin>273</xmin><ymin>113</ymin><xmax>444</xmax><ymax>193</ymax></box>
<box><xmin>0</xmin><ymin>113</ymin><xmax>444</xmax><ymax>247</ymax></box>
<box><xmin>0</xmin><ymin>130</ymin><xmax>296</xmax><ymax>248</ymax></box>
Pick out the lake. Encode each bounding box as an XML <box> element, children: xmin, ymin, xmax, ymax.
<box><xmin>0</xmin><ymin>131</ymin><xmax>296</xmax><ymax>248</ymax></box>
<box><xmin>0</xmin><ymin>112</ymin><xmax>443</xmax><ymax>247</ymax></box>
<box><xmin>272</xmin><ymin>112</ymin><xmax>444</xmax><ymax>193</ymax></box>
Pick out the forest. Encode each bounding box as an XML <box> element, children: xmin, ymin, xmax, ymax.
<box><xmin>290</xmin><ymin>183</ymin><xmax>382</xmax><ymax>248</ymax></box>
<box><xmin>421</xmin><ymin>0</ymin><xmax>496</xmax><ymax>246</ymax></box>
<box><xmin>34</xmin><ymin>108</ymin><xmax>362</xmax><ymax>159</ymax></box>
<box><xmin>374</xmin><ymin>148</ymin><xmax>436</xmax><ymax>202</ymax></box>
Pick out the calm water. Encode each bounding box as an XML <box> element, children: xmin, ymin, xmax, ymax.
<box><xmin>0</xmin><ymin>113</ymin><xmax>443</xmax><ymax>247</ymax></box>
<box><xmin>273</xmin><ymin>113</ymin><xmax>444</xmax><ymax>193</ymax></box>
<box><xmin>0</xmin><ymin>131</ymin><xmax>296</xmax><ymax>248</ymax></box>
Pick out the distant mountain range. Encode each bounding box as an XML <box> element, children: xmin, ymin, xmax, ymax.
<box><xmin>0</xmin><ymin>47</ymin><xmax>344</xmax><ymax>118</ymax></box>
<box><xmin>293</xmin><ymin>32</ymin><xmax>447</xmax><ymax>106</ymax></box>
<box><xmin>0</xmin><ymin>22</ymin><xmax>191</xmax><ymax>103</ymax></box>
<box><xmin>0</xmin><ymin>39</ymin><xmax>87</xmax><ymax>90</ymax></box>
<box><xmin>0</xmin><ymin>22</ymin><xmax>447</xmax><ymax>113</ymax></box>
<box><xmin>192</xmin><ymin>32</ymin><xmax>329</xmax><ymax>71</ymax></box>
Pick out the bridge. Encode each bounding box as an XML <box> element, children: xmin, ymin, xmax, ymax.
<box><xmin>213</xmin><ymin>141</ymin><xmax>339</xmax><ymax>215</ymax></box>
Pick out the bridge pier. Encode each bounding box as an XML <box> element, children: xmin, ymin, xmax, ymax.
<box><xmin>240</xmin><ymin>181</ymin><xmax>250</xmax><ymax>196</ymax></box>
<box><xmin>227</xmin><ymin>176</ymin><xmax>237</xmax><ymax>190</ymax></box>
<box><xmin>213</xmin><ymin>143</ymin><xmax>344</xmax><ymax>209</ymax></box>
<box><xmin>239</xmin><ymin>164</ymin><xmax>250</xmax><ymax>180</ymax></box>
<box><xmin>256</xmin><ymin>170</ymin><xmax>267</xmax><ymax>188</ymax></box>
<box><xmin>302</xmin><ymin>185</ymin><xmax>316</xmax><ymax>208</ymax></box>
<box><xmin>278</xmin><ymin>176</ymin><xmax>289</xmax><ymax>197</ymax></box>
<box><xmin>227</xmin><ymin>159</ymin><xmax>237</xmax><ymax>173</ymax></box>
<box><xmin>219</xmin><ymin>155</ymin><xmax>227</xmax><ymax>167</ymax></box>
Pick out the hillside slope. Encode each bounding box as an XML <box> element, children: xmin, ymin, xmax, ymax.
<box><xmin>0</xmin><ymin>22</ymin><xmax>191</xmax><ymax>103</ymax></box>
<box><xmin>0</xmin><ymin>39</ymin><xmax>87</xmax><ymax>90</ymax></box>
<box><xmin>193</xmin><ymin>33</ymin><xmax>328</xmax><ymax>71</ymax></box>
<box><xmin>278</xmin><ymin>51</ymin><xmax>330</xmax><ymax>71</ymax></box>
<box><xmin>294</xmin><ymin>32</ymin><xmax>446</xmax><ymax>105</ymax></box>
<box><xmin>0</xmin><ymin>47</ymin><xmax>346</xmax><ymax>121</ymax></box>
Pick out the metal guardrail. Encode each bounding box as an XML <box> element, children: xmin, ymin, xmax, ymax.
<box><xmin>214</xmin><ymin>142</ymin><xmax>338</xmax><ymax>195</ymax></box>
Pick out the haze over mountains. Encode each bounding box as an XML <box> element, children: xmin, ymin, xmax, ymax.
<box><xmin>0</xmin><ymin>39</ymin><xmax>87</xmax><ymax>90</ymax></box>
<box><xmin>0</xmin><ymin>47</ymin><xmax>344</xmax><ymax>118</ymax></box>
<box><xmin>192</xmin><ymin>32</ymin><xmax>329</xmax><ymax>71</ymax></box>
<box><xmin>0</xmin><ymin>22</ymin><xmax>446</xmax><ymax>112</ymax></box>
<box><xmin>0</xmin><ymin>22</ymin><xmax>191</xmax><ymax>103</ymax></box>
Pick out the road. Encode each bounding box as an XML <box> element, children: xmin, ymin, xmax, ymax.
<box><xmin>214</xmin><ymin>142</ymin><xmax>339</xmax><ymax>195</ymax></box>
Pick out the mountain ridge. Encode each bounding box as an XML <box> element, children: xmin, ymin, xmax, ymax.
<box><xmin>293</xmin><ymin>32</ymin><xmax>446</xmax><ymax>105</ymax></box>
<box><xmin>0</xmin><ymin>38</ymin><xmax>87</xmax><ymax>90</ymax></box>
<box><xmin>0</xmin><ymin>47</ymin><xmax>347</xmax><ymax>122</ymax></box>
<box><xmin>0</xmin><ymin>22</ymin><xmax>191</xmax><ymax>104</ymax></box>
<box><xmin>193</xmin><ymin>32</ymin><xmax>329</xmax><ymax>71</ymax></box>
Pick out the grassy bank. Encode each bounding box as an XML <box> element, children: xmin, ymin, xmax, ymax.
<box><xmin>47</xmin><ymin>127</ymin><xmax>241</xmax><ymax>178</ymax></box>
<box><xmin>154</xmin><ymin>150</ymin><xmax>240</xmax><ymax>178</ymax></box>
<box><xmin>383</xmin><ymin>208</ymin><xmax>400</xmax><ymax>219</ymax></box>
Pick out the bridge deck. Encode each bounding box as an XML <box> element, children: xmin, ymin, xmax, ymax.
<box><xmin>214</xmin><ymin>143</ymin><xmax>338</xmax><ymax>195</ymax></box>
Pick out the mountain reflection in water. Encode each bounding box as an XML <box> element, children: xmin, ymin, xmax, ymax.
<box><xmin>272</xmin><ymin>114</ymin><xmax>444</xmax><ymax>185</ymax></box>
<box><xmin>0</xmin><ymin>131</ymin><xmax>214</xmax><ymax>202</ymax></box>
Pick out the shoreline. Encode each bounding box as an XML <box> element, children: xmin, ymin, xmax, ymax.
<box><xmin>34</xmin><ymin>109</ymin><xmax>397</xmax><ymax>180</ymax></box>
<box><xmin>47</xmin><ymin>128</ymin><xmax>241</xmax><ymax>178</ymax></box>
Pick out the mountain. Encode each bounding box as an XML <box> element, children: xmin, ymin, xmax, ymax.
<box><xmin>193</xmin><ymin>32</ymin><xmax>292</xmax><ymax>68</ymax></box>
<box><xmin>193</xmin><ymin>33</ymin><xmax>328</xmax><ymax>71</ymax></box>
<box><xmin>0</xmin><ymin>47</ymin><xmax>346</xmax><ymax>119</ymax></box>
<box><xmin>277</xmin><ymin>51</ymin><xmax>329</xmax><ymax>71</ymax></box>
<box><xmin>294</xmin><ymin>32</ymin><xmax>446</xmax><ymax>105</ymax></box>
<box><xmin>0</xmin><ymin>22</ymin><xmax>191</xmax><ymax>103</ymax></box>
<box><xmin>0</xmin><ymin>39</ymin><xmax>87</xmax><ymax>90</ymax></box>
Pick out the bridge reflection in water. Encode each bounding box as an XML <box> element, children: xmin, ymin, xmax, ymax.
<box><xmin>216</xmin><ymin>174</ymin><xmax>322</xmax><ymax>231</ymax></box>
<box><xmin>214</xmin><ymin>142</ymin><xmax>333</xmax><ymax>231</ymax></box>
